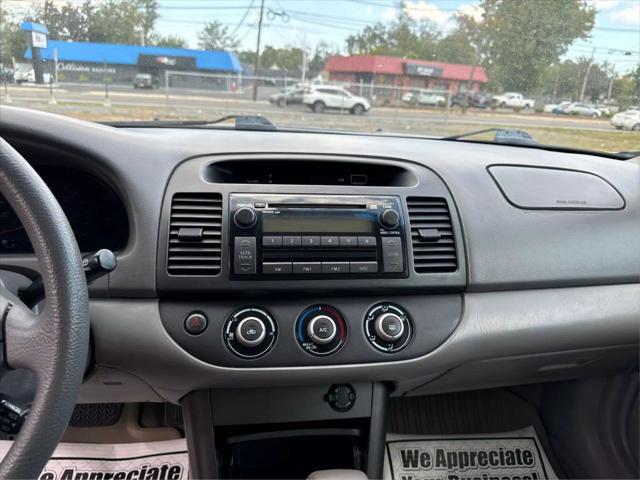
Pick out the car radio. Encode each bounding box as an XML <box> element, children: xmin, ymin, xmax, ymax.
<box><xmin>230</xmin><ymin>194</ymin><xmax>407</xmax><ymax>279</ymax></box>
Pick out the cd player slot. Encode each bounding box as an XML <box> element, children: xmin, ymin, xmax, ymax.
<box><xmin>267</xmin><ymin>203</ymin><xmax>367</xmax><ymax>209</ymax></box>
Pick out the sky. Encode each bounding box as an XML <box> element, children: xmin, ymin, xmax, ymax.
<box><xmin>5</xmin><ymin>0</ymin><xmax>640</xmax><ymax>73</ymax></box>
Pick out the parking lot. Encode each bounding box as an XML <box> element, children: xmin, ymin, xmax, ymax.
<box><xmin>1</xmin><ymin>82</ymin><xmax>638</xmax><ymax>153</ymax></box>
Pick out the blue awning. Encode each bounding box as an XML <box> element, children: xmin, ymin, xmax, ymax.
<box><xmin>20</xmin><ymin>22</ymin><xmax>49</xmax><ymax>34</ymax></box>
<box><xmin>25</xmin><ymin>40</ymin><xmax>243</xmax><ymax>73</ymax></box>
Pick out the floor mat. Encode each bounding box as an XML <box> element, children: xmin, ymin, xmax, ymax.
<box><xmin>0</xmin><ymin>438</ymin><xmax>188</xmax><ymax>480</ymax></box>
<box><xmin>387</xmin><ymin>389</ymin><xmax>564</xmax><ymax>477</ymax></box>
<box><xmin>384</xmin><ymin>426</ymin><xmax>557</xmax><ymax>480</ymax></box>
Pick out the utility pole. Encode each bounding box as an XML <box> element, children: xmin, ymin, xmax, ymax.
<box><xmin>252</xmin><ymin>0</ymin><xmax>266</xmax><ymax>102</ymax></box>
<box><xmin>579</xmin><ymin>47</ymin><xmax>596</xmax><ymax>102</ymax></box>
<box><xmin>607</xmin><ymin>64</ymin><xmax>615</xmax><ymax>102</ymax></box>
<box><xmin>301</xmin><ymin>47</ymin><xmax>307</xmax><ymax>84</ymax></box>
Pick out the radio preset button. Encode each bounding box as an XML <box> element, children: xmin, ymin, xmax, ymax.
<box><xmin>282</xmin><ymin>235</ymin><xmax>302</xmax><ymax>247</ymax></box>
<box><xmin>293</xmin><ymin>262</ymin><xmax>322</xmax><ymax>274</ymax></box>
<box><xmin>321</xmin><ymin>236</ymin><xmax>340</xmax><ymax>247</ymax></box>
<box><xmin>263</xmin><ymin>262</ymin><xmax>292</xmax><ymax>274</ymax></box>
<box><xmin>322</xmin><ymin>261</ymin><xmax>349</xmax><ymax>274</ymax></box>
<box><xmin>350</xmin><ymin>261</ymin><xmax>378</xmax><ymax>273</ymax></box>
<box><xmin>339</xmin><ymin>236</ymin><xmax>358</xmax><ymax>247</ymax></box>
<box><xmin>234</xmin><ymin>237</ymin><xmax>256</xmax><ymax>274</ymax></box>
<box><xmin>301</xmin><ymin>236</ymin><xmax>321</xmax><ymax>247</ymax></box>
<box><xmin>358</xmin><ymin>236</ymin><xmax>377</xmax><ymax>248</ymax></box>
<box><xmin>263</xmin><ymin>236</ymin><xmax>282</xmax><ymax>247</ymax></box>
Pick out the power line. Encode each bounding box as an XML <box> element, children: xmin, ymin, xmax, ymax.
<box><xmin>229</xmin><ymin>0</ymin><xmax>256</xmax><ymax>37</ymax></box>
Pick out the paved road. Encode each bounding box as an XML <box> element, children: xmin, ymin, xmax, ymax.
<box><xmin>0</xmin><ymin>82</ymin><xmax>621</xmax><ymax>133</ymax></box>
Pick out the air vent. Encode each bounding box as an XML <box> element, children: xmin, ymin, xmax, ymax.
<box><xmin>168</xmin><ymin>193</ymin><xmax>222</xmax><ymax>276</ymax></box>
<box><xmin>407</xmin><ymin>197</ymin><xmax>457</xmax><ymax>273</ymax></box>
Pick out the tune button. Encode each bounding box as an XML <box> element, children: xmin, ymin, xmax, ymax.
<box><xmin>233</xmin><ymin>207</ymin><xmax>257</xmax><ymax>229</ymax></box>
<box><xmin>236</xmin><ymin>316</ymin><xmax>266</xmax><ymax>347</ymax></box>
<box><xmin>308</xmin><ymin>315</ymin><xmax>337</xmax><ymax>345</ymax></box>
<box><xmin>379</xmin><ymin>209</ymin><xmax>400</xmax><ymax>229</ymax></box>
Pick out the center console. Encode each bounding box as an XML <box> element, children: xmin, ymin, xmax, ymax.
<box><xmin>155</xmin><ymin>154</ymin><xmax>467</xmax><ymax>478</ymax></box>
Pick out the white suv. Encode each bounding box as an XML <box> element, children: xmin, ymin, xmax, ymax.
<box><xmin>303</xmin><ymin>86</ymin><xmax>370</xmax><ymax>115</ymax></box>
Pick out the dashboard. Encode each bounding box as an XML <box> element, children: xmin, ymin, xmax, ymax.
<box><xmin>0</xmin><ymin>105</ymin><xmax>638</xmax><ymax>404</ymax></box>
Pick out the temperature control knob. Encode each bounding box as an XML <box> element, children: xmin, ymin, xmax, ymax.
<box><xmin>296</xmin><ymin>305</ymin><xmax>347</xmax><ymax>356</ymax></box>
<box><xmin>233</xmin><ymin>207</ymin><xmax>257</xmax><ymax>229</ymax></box>
<box><xmin>379</xmin><ymin>208</ymin><xmax>400</xmax><ymax>229</ymax></box>
<box><xmin>364</xmin><ymin>303</ymin><xmax>412</xmax><ymax>353</ymax></box>
<box><xmin>224</xmin><ymin>307</ymin><xmax>277</xmax><ymax>358</ymax></box>
<box><xmin>307</xmin><ymin>314</ymin><xmax>337</xmax><ymax>345</ymax></box>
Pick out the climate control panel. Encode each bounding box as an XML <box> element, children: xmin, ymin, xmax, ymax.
<box><xmin>160</xmin><ymin>295</ymin><xmax>461</xmax><ymax>367</ymax></box>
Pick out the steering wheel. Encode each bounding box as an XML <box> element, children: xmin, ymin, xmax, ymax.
<box><xmin>0</xmin><ymin>137</ymin><xmax>89</xmax><ymax>478</ymax></box>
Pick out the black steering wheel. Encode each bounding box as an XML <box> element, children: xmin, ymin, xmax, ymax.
<box><xmin>0</xmin><ymin>137</ymin><xmax>89</xmax><ymax>478</ymax></box>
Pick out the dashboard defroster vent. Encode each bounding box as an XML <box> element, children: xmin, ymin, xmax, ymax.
<box><xmin>407</xmin><ymin>197</ymin><xmax>457</xmax><ymax>273</ymax></box>
<box><xmin>168</xmin><ymin>193</ymin><xmax>222</xmax><ymax>276</ymax></box>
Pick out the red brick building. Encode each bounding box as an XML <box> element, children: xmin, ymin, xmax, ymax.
<box><xmin>324</xmin><ymin>55</ymin><xmax>488</xmax><ymax>94</ymax></box>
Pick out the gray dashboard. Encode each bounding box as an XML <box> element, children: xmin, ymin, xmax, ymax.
<box><xmin>1</xmin><ymin>106</ymin><xmax>638</xmax><ymax>403</ymax></box>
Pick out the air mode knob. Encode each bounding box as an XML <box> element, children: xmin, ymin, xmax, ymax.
<box><xmin>379</xmin><ymin>209</ymin><xmax>400</xmax><ymax>229</ymax></box>
<box><xmin>233</xmin><ymin>207</ymin><xmax>257</xmax><ymax>229</ymax></box>
<box><xmin>375</xmin><ymin>312</ymin><xmax>405</xmax><ymax>342</ymax></box>
<box><xmin>364</xmin><ymin>303</ymin><xmax>412</xmax><ymax>353</ymax></box>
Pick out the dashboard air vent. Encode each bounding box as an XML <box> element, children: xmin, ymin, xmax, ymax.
<box><xmin>407</xmin><ymin>197</ymin><xmax>457</xmax><ymax>273</ymax></box>
<box><xmin>168</xmin><ymin>193</ymin><xmax>222</xmax><ymax>275</ymax></box>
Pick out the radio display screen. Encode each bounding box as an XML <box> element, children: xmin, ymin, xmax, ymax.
<box><xmin>262</xmin><ymin>212</ymin><xmax>372</xmax><ymax>233</ymax></box>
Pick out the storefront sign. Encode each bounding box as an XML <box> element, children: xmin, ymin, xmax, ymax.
<box><xmin>403</xmin><ymin>62</ymin><xmax>443</xmax><ymax>77</ymax></box>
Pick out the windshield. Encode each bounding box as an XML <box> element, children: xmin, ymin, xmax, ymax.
<box><xmin>1</xmin><ymin>0</ymin><xmax>639</xmax><ymax>154</ymax></box>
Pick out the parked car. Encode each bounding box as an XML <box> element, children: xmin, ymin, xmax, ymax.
<box><xmin>544</xmin><ymin>101</ymin><xmax>570</xmax><ymax>113</ymax></box>
<box><xmin>567</xmin><ymin>102</ymin><xmax>602</xmax><ymax>118</ymax></box>
<box><xmin>303</xmin><ymin>86</ymin><xmax>370</xmax><ymax>114</ymax></box>
<box><xmin>269</xmin><ymin>86</ymin><xmax>304</xmax><ymax>107</ymax></box>
<box><xmin>452</xmin><ymin>92</ymin><xmax>492</xmax><ymax>108</ymax></box>
<box><xmin>14</xmin><ymin>67</ymin><xmax>52</xmax><ymax>84</ymax></box>
<box><xmin>610</xmin><ymin>109</ymin><xmax>640</xmax><ymax>131</ymax></box>
<box><xmin>133</xmin><ymin>73</ymin><xmax>158</xmax><ymax>89</ymax></box>
<box><xmin>402</xmin><ymin>90</ymin><xmax>447</xmax><ymax>106</ymax></box>
<box><xmin>492</xmin><ymin>92</ymin><xmax>535</xmax><ymax>110</ymax></box>
<box><xmin>550</xmin><ymin>101</ymin><xmax>572</xmax><ymax>115</ymax></box>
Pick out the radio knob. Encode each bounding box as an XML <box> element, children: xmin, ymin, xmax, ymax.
<box><xmin>375</xmin><ymin>312</ymin><xmax>404</xmax><ymax>342</ymax></box>
<box><xmin>234</xmin><ymin>207</ymin><xmax>257</xmax><ymax>229</ymax></box>
<box><xmin>379</xmin><ymin>209</ymin><xmax>400</xmax><ymax>229</ymax></box>
<box><xmin>307</xmin><ymin>314</ymin><xmax>337</xmax><ymax>345</ymax></box>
